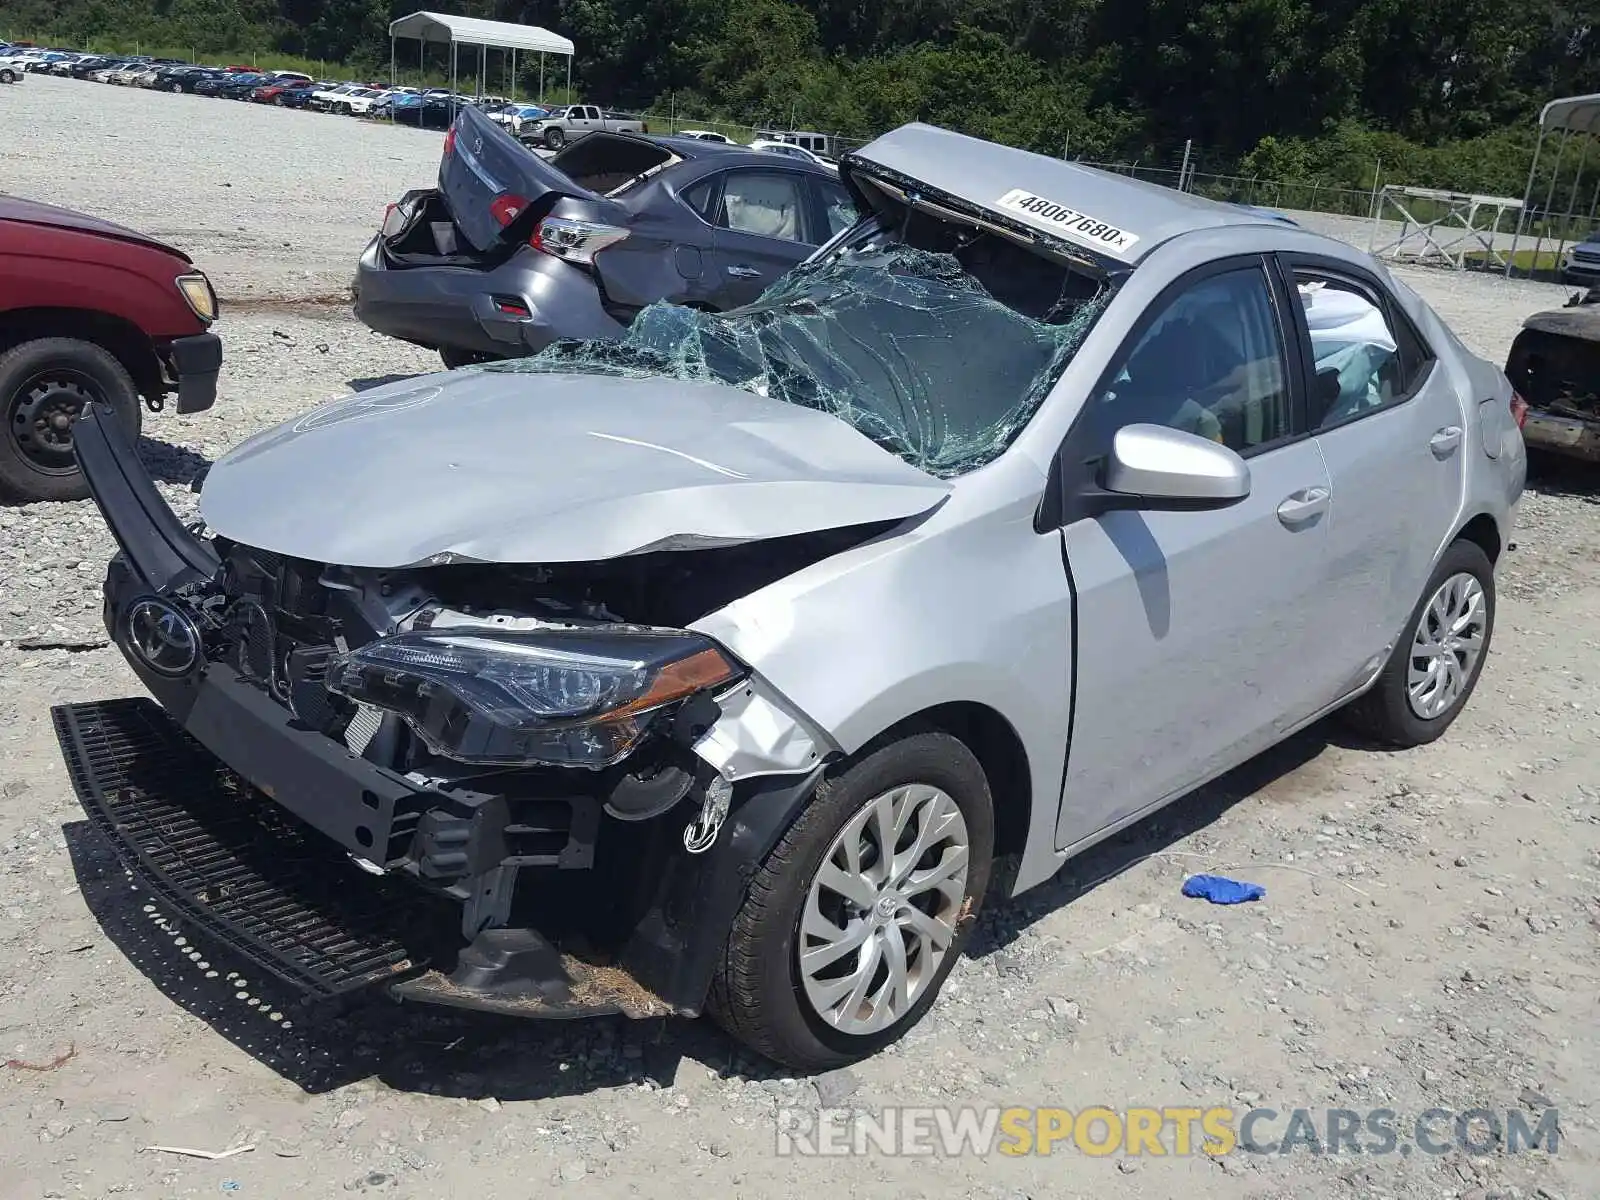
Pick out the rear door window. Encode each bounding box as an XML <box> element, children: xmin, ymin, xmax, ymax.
<box><xmin>715</xmin><ymin>171</ymin><xmax>810</xmax><ymax>243</ymax></box>
<box><xmin>1289</xmin><ymin>269</ymin><xmax>1434</xmax><ymax>428</ymax></box>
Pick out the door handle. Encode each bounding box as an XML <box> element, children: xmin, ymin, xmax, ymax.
<box><xmin>1429</xmin><ymin>426</ymin><xmax>1463</xmax><ymax>458</ymax></box>
<box><xmin>1276</xmin><ymin>486</ymin><xmax>1330</xmax><ymax>528</ymax></box>
<box><xmin>726</xmin><ymin>265</ymin><xmax>762</xmax><ymax>279</ymax></box>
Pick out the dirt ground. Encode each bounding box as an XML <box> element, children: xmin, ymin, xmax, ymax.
<box><xmin>1</xmin><ymin>75</ymin><xmax>1597</xmax><ymax>1200</ymax></box>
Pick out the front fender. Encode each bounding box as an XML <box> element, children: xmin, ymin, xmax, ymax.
<box><xmin>690</xmin><ymin>489</ymin><xmax>1075</xmax><ymax>890</ymax></box>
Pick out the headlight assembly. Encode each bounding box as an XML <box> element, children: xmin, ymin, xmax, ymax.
<box><xmin>175</xmin><ymin>273</ymin><xmax>218</xmax><ymax>322</ymax></box>
<box><xmin>327</xmin><ymin>627</ymin><xmax>742</xmax><ymax>767</ymax></box>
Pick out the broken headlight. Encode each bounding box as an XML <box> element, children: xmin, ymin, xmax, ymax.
<box><xmin>326</xmin><ymin>627</ymin><xmax>741</xmax><ymax>768</ymax></box>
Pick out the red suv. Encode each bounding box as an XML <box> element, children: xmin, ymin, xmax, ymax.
<box><xmin>0</xmin><ymin>196</ymin><xmax>221</xmax><ymax>502</ymax></box>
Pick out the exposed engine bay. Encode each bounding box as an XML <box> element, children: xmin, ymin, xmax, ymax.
<box><xmin>192</xmin><ymin>524</ymin><xmax>871</xmax><ymax>790</ymax></box>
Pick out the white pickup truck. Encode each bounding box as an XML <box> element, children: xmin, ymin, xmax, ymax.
<box><xmin>517</xmin><ymin>104</ymin><xmax>648</xmax><ymax>150</ymax></box>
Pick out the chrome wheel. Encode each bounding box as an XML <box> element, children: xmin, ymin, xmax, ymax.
<box><xmin>798</xmin><ymin>783</ymin><xmax>969</xmax><ymax>1036</ymax></box>
<box><xmin>1407</xmin><ymin>571</ymin><xmax>1487</xmax><ymax>720</ymax></box>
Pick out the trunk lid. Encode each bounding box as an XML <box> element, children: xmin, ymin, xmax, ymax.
<box><xmin>438</xmin><ymin>104</ymin><xmax>599</xmax><ymax>253</ymax></box>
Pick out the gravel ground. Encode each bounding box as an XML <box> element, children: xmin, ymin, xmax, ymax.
<box><xmin>3</xmin><ymin>75</ymin><xmax>1598</xmax><ymax>1200</ymax></box>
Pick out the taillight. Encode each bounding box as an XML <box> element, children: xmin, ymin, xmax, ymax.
<box><xmin>442</xmin><ymin>125</ymin><xmax>456</xmax><ymax>157</ymax></box>
<box><xmin>489</xmin><ymin>193</ymin><xmax>530</xmax><ymax>227</ymax></box>
<box><xmin>1510</xmin><ymin>391</ymin><xmax>1529</xmax><ymax>429</ymax></box>
<box><xmin>380</xmin><ymin>202</ymin><xmax>406</xmax><ymax>239</ymax></box>
<box><xmin>530</xmin><ymin>215</ymin><xmax>631</xmax><ymax>265</ymax></box>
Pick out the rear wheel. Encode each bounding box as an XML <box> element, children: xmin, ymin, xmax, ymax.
<box><xmin>438</xmin><ymin>346</ymin><xmax>496</xmax><ymax>371</ymax></box>
<box><xmin>0</xmin><ymin>338</ymin><xmax>143</xmax><ymax>503</ymax></box>
<box><xmin>0</xmin><ymin>69</ymin><xmax>16</xmax><ymax>84</ymax></box>
<box><xmin>709</xmin><ymin>730</ymin><xmax>994</xmax><ymax>1071</ymax></box>
<box><xmin>1342</xmin><ymin>539</ymin><xmax>1495</xmax><ymax>746</ymax></box>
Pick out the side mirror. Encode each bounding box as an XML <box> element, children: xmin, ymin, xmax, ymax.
<box><xmin>1101</xmin><ymin>423</ymin><xmax>1251</xmax><ymax>510</ymax></box>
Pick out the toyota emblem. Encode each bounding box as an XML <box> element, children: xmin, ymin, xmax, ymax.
<box><xmin>122</xmin><ymin>597</ymin><xmax>202</xmax><ymax>678</ymax></box>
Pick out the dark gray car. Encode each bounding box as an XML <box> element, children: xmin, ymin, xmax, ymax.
<box><xmin>354</xmin><ymin>105</ymin><xmax>857</xmax><ymax>367</ymax></box>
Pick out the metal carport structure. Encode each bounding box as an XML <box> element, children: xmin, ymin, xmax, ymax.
<box><xmin>388</xmin><ymin>10</ymin><xmax>576</xmax><ymax>111</ymax></box>
<box><xmin>1507</xmin><ymin>94</ymin><xmax>1600</xmax><ymax>278</ymax></box>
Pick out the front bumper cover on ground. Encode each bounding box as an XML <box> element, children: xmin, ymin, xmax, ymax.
<box><xmin>62</xmin><ymin>403</ymin><xmax>828</xmax><ymax>1023</ymax></box>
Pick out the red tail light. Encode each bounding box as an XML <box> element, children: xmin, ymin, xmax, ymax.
<box><xmin>489</xmin><ymin>193</ymin><xmax>530</xmax><ymax>227</ymax></box>
<box><xmin>442</xmin><ymin>125</ymin><xmax>456</xmax><ymax>157</ymax></box>
<box><xmin>1510</xmin><ymin>391</ymin><xmax>1529</xmax><ymax>430</ymax></box>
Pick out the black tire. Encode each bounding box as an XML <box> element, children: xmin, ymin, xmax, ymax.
<box><xmin>543</xmin><ymin>126</ymin><xmax>565</xmax><ymax>149</ymax></box>
<box><xmin>0</xmin><ymin>70</ymin><xmax>15</xmax><ymax>84</ymax></box>
<box><xmin>336</xmin><ymin>102</ymin><xmax>350</xmax><ymax>116</ymax></box>
<box><xmin>438</xmin><ymin>346</ymin><xmax>497</xmax><ymax>370</ymax></box>
<box><xmin>170</xmin><ymin>82</ymin><xmax>183</xmax><ymax>93</ymax></box>
<box><xmin>1342</xmin><ymin>539</ymin><xmax>1495</xmax><ymax>747</ymax></box>
<box><xmin>708</xmin><ymin>730</ymin><xmax>995</xmax><ymax>1071</ymax></box>
<box><xmin>0</xmin><ymin>338</ymin><xmax>143</xmax><ymax>504</ymax></box>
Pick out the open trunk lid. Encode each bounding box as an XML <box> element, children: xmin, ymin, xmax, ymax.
<box><xmin>438</xmin><ymin>104</ymin><xmax>598</xmax><ymax>253</ymax></box>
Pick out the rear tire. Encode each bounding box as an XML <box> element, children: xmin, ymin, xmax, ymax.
<box><xmin>0</xmin><ymin>338</ymin><xmax>143</xmax><ymax>504</ymax></box>
<box><xmin>0</xmin><ymin>69</ymin><xmax>15</xmax><ymax>84</ymax></box>
<box><xmin>438</xmin><ymin>346</ymin><xmax>496</xmax><ymax>370</ymax></box>
<box><xmin>1341</xmin><ymin>539</ymin><xmax>1495</xmax><ymax>747</ymax></box>
<box><xmin>708</xmin><ymin>730</ymin><xmax>994</xmax><ymax>1071</ymax></box>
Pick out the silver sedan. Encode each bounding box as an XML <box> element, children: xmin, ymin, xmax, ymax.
<box><xmin>73</xmin><ymin>122</ymin><xmax>1527</xmax><ymax>1072</ymax></box>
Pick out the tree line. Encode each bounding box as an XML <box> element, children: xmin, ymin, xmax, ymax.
<box><xmin>5</xmin><ymin>0</ymin><xmax>1600</xmax><ymax>196</ymax></box>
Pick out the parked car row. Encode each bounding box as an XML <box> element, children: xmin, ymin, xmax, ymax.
<box><xmin>0</xmin><ymin>42</ymin><xmax>515</xmax><ymax>128</ymax></box>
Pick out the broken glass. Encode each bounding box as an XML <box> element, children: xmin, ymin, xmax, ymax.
<box><xmin>484</xmin><ymin>245</ymin><xmax>1111</xmax><ymax>477</ymax></box>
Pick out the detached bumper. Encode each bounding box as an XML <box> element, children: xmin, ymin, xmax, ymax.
<box><xmin>1523</xmin><ymin>409</ymin><xmax>1600</xmax><ymax>463</ymax></box>
<box><xmin>63</xmin><ymin>403</ymin><xmax>820</xmax><ymax>1024</ymax></box>
<box><xmin>168</xmin><ymin>331</ymin><xmax>222</xmax><ymax>414</ymax></box>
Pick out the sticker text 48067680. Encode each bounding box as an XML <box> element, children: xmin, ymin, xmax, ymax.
<box><xmin>994</xmin><ymin>188</ymin><xmax>1141</xmax><ymax>258</ymax></box>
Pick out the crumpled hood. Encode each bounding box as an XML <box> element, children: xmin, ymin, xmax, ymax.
<box><xmin>199</xmin><ymin>370</ymin><xmax>951</xmax><ymax>568</ymax></box>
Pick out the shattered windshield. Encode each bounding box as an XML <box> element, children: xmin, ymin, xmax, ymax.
<box><xmin>484</xmin><ymin>238</ymin><xmax>1111</xmax><ymax>477</ymax></box>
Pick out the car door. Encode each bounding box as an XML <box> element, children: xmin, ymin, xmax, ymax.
<box><xmin>1282</xmin><ymin>254</ymin><xmax>1466</xmax><ymax>681</ymax></box>
<box><xmin>703</xmin><ymin>168</ymin><xmax>816</xmax><ymax>307</ymax></box>
<box><xmin>1053</xmin><ymin>256</ymin><xmax>1342</xmax><ymax>850</ymax></box>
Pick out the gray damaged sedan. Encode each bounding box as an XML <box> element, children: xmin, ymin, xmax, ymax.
<box><xmin>354</xmin><ymin>105</ymin><xmax>855</xmax><ymax>369</ymax></box>
<box><xmin>62</xmin><ymin>122</ymin><xmax>1526</xmax><ymax>1070</ymax></box>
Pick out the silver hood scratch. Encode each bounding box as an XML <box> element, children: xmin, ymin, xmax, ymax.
<box><xmin>198</xmin><ymin>370</ymin><xmax>951</xmax><ymax>568</ymax></box>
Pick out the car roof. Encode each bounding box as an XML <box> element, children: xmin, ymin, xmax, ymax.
<box><xmin>844</xmin><ymin>122</ymin><xmax>1281</xmax><ymax>267</ymax></box>
<box><xmin>632</xmin><ymin>132</ymin><xmax>752</xmax><ymax>157</ymax></box>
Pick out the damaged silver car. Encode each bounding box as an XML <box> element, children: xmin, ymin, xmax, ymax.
<box><xmin>59</xmin><ymin>122</ymin><xmax>1526</xmax><ymax>1071</ymax></box>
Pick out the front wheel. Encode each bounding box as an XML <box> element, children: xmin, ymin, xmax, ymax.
<box><xmin>1342</xmin><ymin>539</ymin><xmax>1495</xmax><ymax>746</ymax></box>
<box><xmin>709</xmin><ymin>730</ymin><xmax>994</xmax><ymax>1071</ymax></box>
<box><xmin>0</xmin><ymin>69</ymin><xmax>15</xmax><ymax>84</ymax></box>
<box><xmin>542</xmin><ymin>127</ymin><xmax>565</xmax><ymax>149</ymax></box>
<box><xmin>0</xmin><ymin>338</ymin><xmax>143</xmax><ymax>503</ymax></box>
<box><xmin>170</xmin><ymin>81</ymin><xmax>184</xmax><ymax>93</ymax></box>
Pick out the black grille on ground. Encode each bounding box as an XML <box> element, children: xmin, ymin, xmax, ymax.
<box><xmin>52</xmin><ymin>698</ymin><xmax>444</xmax><ymax>998</ymax></box>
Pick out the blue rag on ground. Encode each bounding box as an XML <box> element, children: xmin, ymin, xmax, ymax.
<box><xmin>1181</xmin><ymin>873</ymin><xmax>1266</xmax><ymax>904</ymax></box>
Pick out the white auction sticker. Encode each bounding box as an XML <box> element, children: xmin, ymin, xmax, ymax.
<box><xmin>994</xmin><ymin>188</ymin><xmax>1141</xmax><ymax>256</ymax></box>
